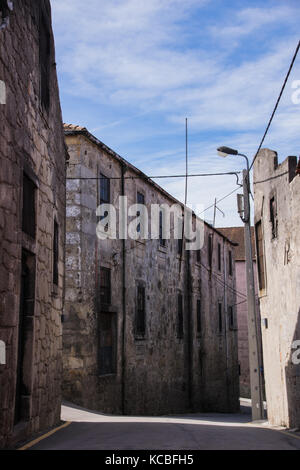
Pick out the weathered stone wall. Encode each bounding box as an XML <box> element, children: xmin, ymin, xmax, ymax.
<box><xmin>253</xmin><ymin>149</ymin><xmax>300</xmax><ymax>428</ymax></box>
<box><xmin>63</xmin><ymin>127</ymin><xmax>239</xmax><ymax>415</ymax></box>
<box><xmin>0</xmin><ymin>0</ymin><xmax>66</xmax><ymax>448</ymax></box>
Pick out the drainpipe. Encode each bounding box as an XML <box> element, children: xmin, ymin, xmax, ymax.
<box><xmin>186</xmin><ymin>247</ymin><xmax>193</xmax><ymax>411</ymax></box>
<box><xmin>121</xmin><ymin>162</ymin><xmax>127</xmax><ymax>415</ymax></box>
<box><xmin>223</xmin><ymin>239</ymin><xmax>230</xmax><ymax>410</ymax></box>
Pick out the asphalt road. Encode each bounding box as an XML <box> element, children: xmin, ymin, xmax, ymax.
<box><xmin>26</xmin><ymin>401</ymin><xmax>300</xmax><ymax>450</ymax></box>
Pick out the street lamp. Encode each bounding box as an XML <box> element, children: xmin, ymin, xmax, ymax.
<box><xmin>217</xmin><ymin>145</ymin><xmax>264</xmax><ymax>421</ymax></box>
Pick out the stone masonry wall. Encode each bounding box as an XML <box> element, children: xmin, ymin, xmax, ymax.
<box><xmin>0</xmin><ymin>0</ymin><xmax>66</xmax><ymax>448</ymax></box>
<box><xmin>254</xmin><ymin>149</ymin><xmax>300</xmax><ymax>428</ymax></box>
<box><xmin>63</xmin><ymin>128</ymin><xmax>239</xmax><ymax>415</ymax></box>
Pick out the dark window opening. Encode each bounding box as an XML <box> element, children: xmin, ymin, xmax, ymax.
<box><xmin>137</xmin><ymin>192</ymin><xmax>144</xmax><ymax>233</ymax></box>
<box><xmin>53</xmin><ymin>220</ymin><xmax>59</xmax><ymax>285</ymax></box>
<box><xmin>196</xmin><ymin>249</ymin><xmax>201</xmax><ymax>263</ymax></box>
<box><xmin>15</xmin><ymin>249</ymin><xmax>36</xmax><ymax>424</ymax></box>
<box><xmin>208</xmin><ymin>234</ymin><xmax>213</xmax><ymax>268</ymax></box>
<box><xmin>100</xmin><ymin>267</ymin><xmax>111</xmax><ymax>305</ymax></box>
<box><xmin>229</xmin><ymin>306</ymin><xmax>234</xmax><ymax>329</ymax></box>
<box><xmin>22</xmin><ymin>173</ymin><xmax>36</xmax><ymax>239</ymax></box>
<box><xmin>228</xmin><ymin>250</ymin><xmax>233</xmax><ymax>276</ymax></box>
<box><xmin>218</xmin><ymin>243</ymin><xmax>221</xmax><ymax>271</ymax></box>
<box><xmin>197</xmin><ymin>299</ymin><xmax>201</xmax><ymax>335</ymax></box>
<box><xmin>98</xmin><ymin>313</ymin><xmax>116</xmax><ymax>375</ymax></box>
<box><xmin>178</xmin><ymin>238</ymin><xmax>183</xmax><ymax>254</ymax></box>
<box><xmin>177</xmin><ymin>293</ymin><xmax>184</xmax><ymax>338</ymax></box>
<box><xmin>270</xmin><ymin>196</ymin><xmax>277</xmax><ymax>239</ymax></box>
<box><xmin>218</xmin><ymin>303</ymin><xmax>222</xmax><ymax>333</ymax></box>
<box><xmin>135</xmin><ymin>284</ymin><xmax>146</xmax><ymax>337</ymax></box>
<box><xmin>255</xmin><ymin>220</ymin><xmax>266</xmax><ymax>290</ymax></box>
<box><xmin>39</xmin><ymin>11</ymin><xmax>51</xmax><ymax>110</ymax></box>
<box><xmin>159</xmin><ymin>210</ymin><xmax>166</xmax><ymax>247</ymax></box>
<box><xmin>99</xmin><ymin>174</ymin><xmax>110</xmax><ymax>230</ymax></box>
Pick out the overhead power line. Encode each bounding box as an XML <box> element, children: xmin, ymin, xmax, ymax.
<box><xmin>250</xmin><ymin>40</ymin><xmax>300</xmax><ymax>171</ymax></box>
<box><xmin>66</xmin><ymin>171</ymin><xmax>240</xmax><ymax>181</ymax></box>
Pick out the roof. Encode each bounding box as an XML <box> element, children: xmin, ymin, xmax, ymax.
<box><xmin>64</xmin><ymin>123</ymin><xmax>237</xmax><ymax>246</ymax></box>
<box><xmin>218</xmin><ymin>227</ymin><xmax>255</xmax><ymax>261</ymax></box>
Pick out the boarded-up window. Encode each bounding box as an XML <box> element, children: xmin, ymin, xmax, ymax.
<box><xmin>218</xmin><ymin>243</ymin><xmax>221</xmax><ymax>271</ymax></box>
<box><xmin>135</xmin><ymin>284</ymin><xmax>146</xmax><ymax>337</ymax></box>
<box><xmin>22</xmin><ymin>173</ymin><xmax>36</xmax><ymax>239</ymax></box>
<box><xmin>197</xmin><ymin>299</ymin><xmax>201</xmax><ymax>335</ymax></box>
<box><xmin>208</xmin><ymin>234</ymin><xmax>213</xmax><ymax>268</ymax></box>
<box><xmin>229</xmin><ymin>306</ymin><xmax>234</xmax><ymax>329</ymax></box>
<box><xmin>159</xmin><ymin>210</ymin><xmax>166</xmax><ymax>247</ymax></box>
<box><xmin>100</xmin><ymin>174</ymin><xmax>110</xmax><ymax>204</ymax></box>
<box><xmin>255</xmin><ymin>220</ymin><xmax>266</xmax><ymax>290</ymax></box>
<box><xmin>39</xmin><ymin>11</ymin><xmax>51</xmax><ymax>110</ymax></box>
<box><xmin>98</xmin><ymin>313</ymin><xmax>116</xmax><ymax>375</ymax></box>
<box><xmin>53</xmin><ymin>220</ymin><xmax>59</xmax><ymax>285</ymax></box>
<box><xmin>228</xmin><ymin>250</ymin><xmax>233</xmax><ymax>276</ymax></box>
<box><xmin>137</xmin><ymin>192</ymin><xmax>144</xmax><ymax>233</ymax></box>
<box><xmin>218</xmin><ymin>303</ymin><xmax>222</xmax><ymax>333</ymax></box>
<box><xmin>100</xmin><ymin>267</ymin><xmax>111</xmax><ymax>305</ymax></box>
<box><xmin>177</xmin><ymin>293</ymin><xmax>184</xmax><ymax>338</ymax></box>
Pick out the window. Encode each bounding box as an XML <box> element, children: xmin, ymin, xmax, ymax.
<box><xmin>39</xmin><ymin>11</ymin><xmax>51</xmax><ymax>110</ymax></box>
<box><xmin>270</xmin><ymin>196</ymin><xmax>277</xmax><ymax>239</ymax></box>
<box><xmin>228</xmin><ymin>250</ymin><xmax>233</xmax><ymax>276</ymax></box>
<box><xmin>218</xmin><ymin>303</ymin><xmax>222</xmax><ymax>333</ymax></box>
<box><xmin>208</xmin><ymin>234</ymin><xmax>213</xmax><ymax>268</ymax></box>
<box><xmin>159</xmin><ymin>210</ymin><xmax>166</xmax><ymax>247</ymax></box>
<box><xmin>178</xmin><ymin>238</ymin><xmax>183</xmax><ymax>255</ymax></box>
<box><xmin>137</xmin><ymin>192</ymin><xmax>144</xmax><ymax>233</ymax></box>
<box><xmin>196</xmin><ymin>249</ymin><xmax>201</xmax><ymax>263</ymax></box>
<box><xmin>196</xmin><ymin>299</ymin><xmax>201</xmax><ymax>335</ymax></box>
<box><xmin>228</xmin><ymin>306</ymin><xmax>234</xmax><ymax>329</ymax></box>
<box><xmin>98</xmin><ymin>313</ymin><xmax>116</xmax><ymax>375</ymax></box>
<box><xmin>53</xmin><ymin>220</ymin><xmax>59</xmax><ymax>285</ymax></box>
<box><xmin>255</xmin><ymin>220</ymin><xmax>266</xmax><ymax>290</ymax></box>
<box><xmin>177</xmin><ymin>293</ymin><xmax>184</xmax><ymax>338</ymax></box>
<box><xmin>135</xmin><ymin>284</ymin><xmax>146</xmax><ymax>337</ymax></box>
<box><xmin>22</xmin><ymin>173</ymin><xmax>36</xmax><ymax>239</ymax></box>
<box><xmin>100</xmin><ymin>267</ymin><xmax>111</xmax><ymax>305</ymax></box>
<box><xmin>100</xmin><ymin>173</ymin><xmax>110</xmax><ymax>205</ymax></box>
<box><xmin>217</xmin><ymin>243</ymin><xmax>221</xmax><ymax>271</ymax></box>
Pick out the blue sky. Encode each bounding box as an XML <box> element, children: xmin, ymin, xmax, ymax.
<box><xmin>51</xmin><ymin>0</ymin><xmax>300</xmax><ymax>227</ymax></box>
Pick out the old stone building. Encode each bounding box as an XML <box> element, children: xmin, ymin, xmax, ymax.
<box><xmin>219</xmin><ymin>227</ymin><xmax>263</xmax><ymax>399</ymax></box>
<box><xmin>0</xmin><ymin>1</ymin><xmax>66</xmax><ymax>448</ymax></box>
<box><xmin>253</xmin><ymin>149</ymin><xmax>300</xmax><ymax>428</ymax></box>
<box><xmin>63</xmin><ymin>124</ymin><xmax>240</xmax><ymax>416</ymax></box>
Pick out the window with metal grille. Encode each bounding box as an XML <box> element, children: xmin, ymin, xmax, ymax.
<box><xmin>255</xmin><ymin>220</ymin><xmax>266</xmax><ymax>290</ymax></box>
<box><xmin>22</xmin><ymin>173</ymin><xmax>36</xmax><ymax>239</ymax></box>
<box><xmin>137</xmin><ymin>192</ymin><xmax>144</xmax><ymax>233</ymax></box>
<box><xmin>159</xmin><ymin>210</ymin><xmax>166</xmax><ymax>247</ymax></box>
<box><xmin>270</xmin><ymin>196</ymin><xmax>277</xmax><ymax>239</ymax></box>
<box><xmin>135</xmin><ymin>284</ymin><xmax>146</xmax><ymax>337</ymax></box>
<box><xmin>218</xmin><ymin>243</ymin><xmax>221</xmax><ymax>271</ymax></box>
<box><xmin>53</xmin><ymin>220</ymin><xmax>59</xmax><ymax>285</ymax></box>
<box><xmin>196</xmin><ymin>299</ymin><xmax>201</xmax><ymax>335</ymax></box>
<box><xmin>218</xmin><ymin>303</ymin><xmax>223</xmax><ymax>333</ymax></box>
<box><xmin>208</xmin><ymin>234</ymin><xmax>213</xmax><ymax>268</ymax></box>
<box><xmin>98</xmin><ymin>313</ymin><xmax>116</xmax><ymax>375</ymax></box>
<box><xmin>177</xmin><ymin>293</ymin><xmax>184</xmax><ymax>338</ymax></box>
<box><xmin>39</xmin><ymin>11</ymin><xmax>51</xmax><ymax>110</ymax></box>
<box><xmin>228</xmin><ymin>250</ymin><xmax>233</xmax><ymax>276</ymax></box>
<box><xmin>100</xmin><ymin>267</ymin><xmax>111</xmax><ymax>305</ymax></box>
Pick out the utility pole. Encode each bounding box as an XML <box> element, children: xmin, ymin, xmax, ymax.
<box><xmin>242</xmin><ymin>168</ymin><xmax>264</xmax><ymax>421</ymax></box>
<box><xmin>217</xmin><ymin>146</ymin><xmax>264</xmax><ymax>421</ymax></box>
